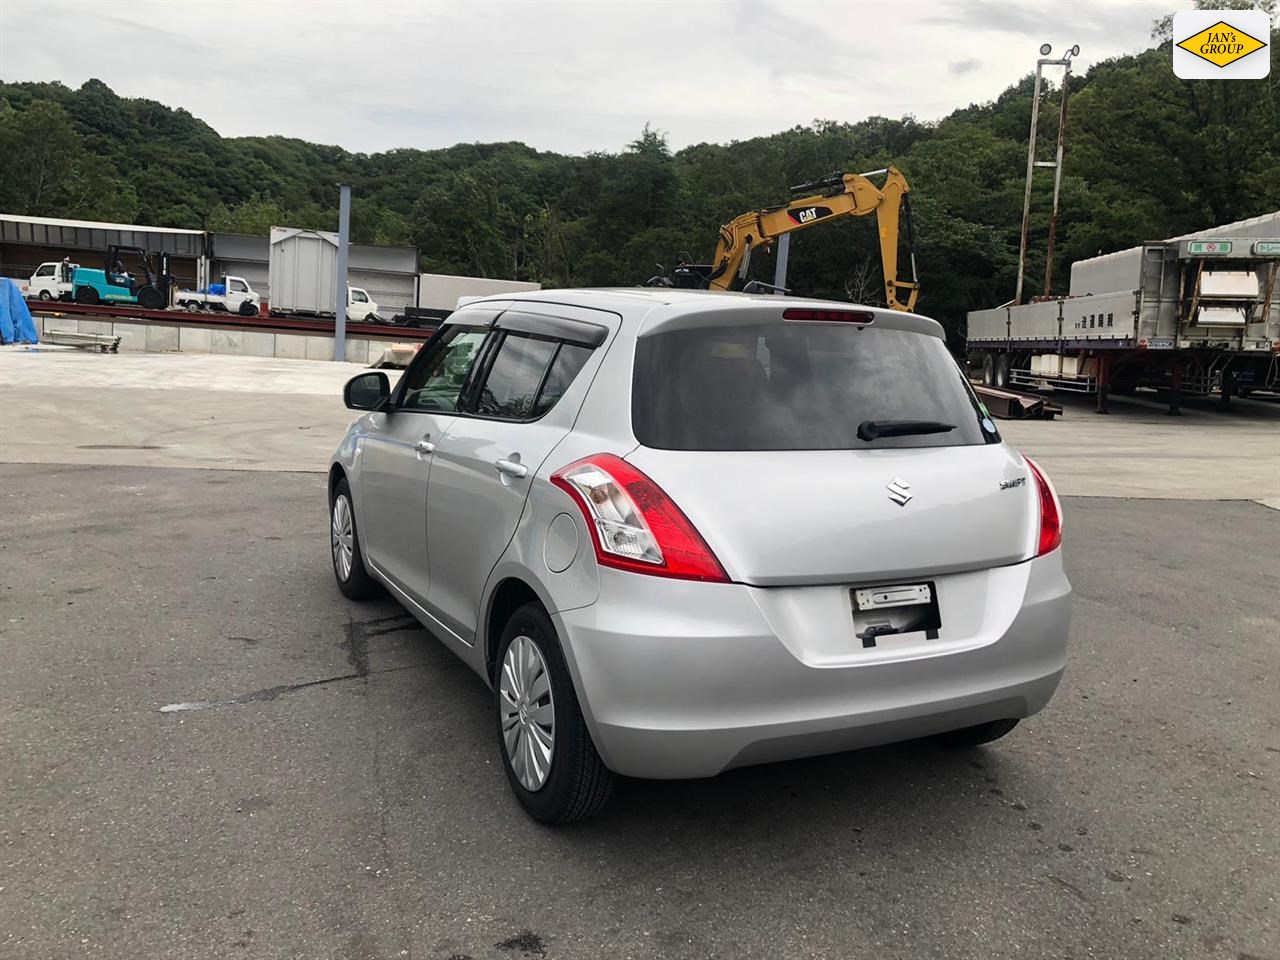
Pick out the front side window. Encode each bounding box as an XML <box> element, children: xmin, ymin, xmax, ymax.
<box><xmin>229</xmin><ymin>278</ymin><xmax>248</xmax><ymax>293</ymax></box>
<box><xmin>472</xmin><ymin>334</ymin><xmax>558</xmax><ymax>420</ymax></box>
<box><xmin>35</xmin><ymin>265</ymin><xmax>55</xmax><ymax>278</ymax></box>
<box><xmin>351</xmin><ymin>289</ymin><xmax>369</xmax><ymax>303</ymax></box>
<box><xmin>398</xmin><ymin>326</ymin><xmax>490</xmax><ymax>412</ymax></box>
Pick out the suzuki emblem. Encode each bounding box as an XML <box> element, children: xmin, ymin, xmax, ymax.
<box><xmin>886</xmin><ymin>477</ymin><xmax>912</xmax><ymax>506</ymax></box>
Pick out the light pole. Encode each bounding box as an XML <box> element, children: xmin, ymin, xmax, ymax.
<box><xmin>1014</xmin><ymin>42</ymin><xmax>1079</xmax><ymax>305</ymax></box>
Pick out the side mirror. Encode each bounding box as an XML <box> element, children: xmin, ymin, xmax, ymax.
<box><xmin>344</xmin><ymin>372</ymin><xmax>390</xmax><ymax>411</ymax></box>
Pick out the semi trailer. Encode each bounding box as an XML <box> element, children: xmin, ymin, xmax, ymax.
<box><xmin>967</xmin><ymin>212</ymin><xmax>1280</xmax><ymax>412</ymax></box>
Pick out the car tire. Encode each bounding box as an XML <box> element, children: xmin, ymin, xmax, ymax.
<box><xmin>38</xmin><ymin>290</ymin><xmax>52</xmax><ymax>301</ymax></box>
<box><xmin>74</xmin><ymin>285</ymin><xmax>99</xmax><ymax>305</ymax></box>
<box><xmin>330</xmin><ymin>477</ymin><xmax>379</xmax><ymax>600</ymax></box>
<box><xmin>495</xmin><ymin>602</ymin><xmax>614</xmax><ymax>824</ymax></box>
<box><xmin>934</xmin><ymin>717</ymin><xmax>1020</xmax><ymax>747</ymax></box>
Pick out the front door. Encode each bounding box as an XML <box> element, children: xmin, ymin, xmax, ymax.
<box><xmin>357</xmin><ymin>322</ymin><xmax>491</xmax><ymax>604</ymax></box>
<box><xmin>426</xmin><ymin>317</ymin><xmax>603</xmax><ymax>643</ymax></box>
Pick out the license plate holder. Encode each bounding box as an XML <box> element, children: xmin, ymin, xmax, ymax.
<box><xmin>851</xmin><ymin>581</ymin><xmax>941</xmax><ymax>648</ymax></box>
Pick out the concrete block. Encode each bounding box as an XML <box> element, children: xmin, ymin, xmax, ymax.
<box><xmin>242</xmin><ymin>331</ymin><xmax>276</xmax><ymax>357</ymax></box>
<box><xmin>146</xmin><ymin>324</ymin><xmax>180</xmax><ymax>352</ymax></box>
<box><xmin>274</xmin><ymin>334</ymin><xmax>308</xmax><ymax>360</ymax></box>
<box><xmin>180</xmin><ymin>326</ymin><xmax>212</xmax><ymax>353</ymax></box>
<box><xmin>112</xmin><ymin>322</ymin><xmax>149</xmax><ymax>352</ymax></box>
<box><xmin>211</xmin><ymin>330</ymin><xmax>244</xmax><ymax>355</ymax></box>
<box><xmin>344</xmin><ymin>339</ymin><xmax>371</xmax><ymax>366</ymax></box>
<box><xmin>305</xmin><ymin>336</ymin><xmax>335</xmax><ymax>361</ymax></box>
<box><xmin>78</xmin><ymin>319</ymin><xmax>112</xmax><ymax>336</ymax></box>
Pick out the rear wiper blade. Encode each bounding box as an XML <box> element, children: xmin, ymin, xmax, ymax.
<box><xmin>856</xmin><ymin>419</ymin><xmax>957</xmax><ymax>441</ymax></box>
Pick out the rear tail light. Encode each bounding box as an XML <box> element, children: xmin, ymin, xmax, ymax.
<box><xmin>1024</xmin><ymin>456</ymin><xmax>1062</xmax><ymax>556</ymax></box>
<box><xmin>551</xmin><ymin>454</ymin><xmax>729</xmax><ymax>582</ymax></box>
<box><xmin>782</xmin><ymin>307</ymin><xmax>875</xmax><ymax>323</ymax></box>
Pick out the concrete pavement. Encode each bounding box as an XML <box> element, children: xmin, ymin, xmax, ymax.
<box><xmin>1</xmin><ymin>465</ymin><xmax>1276</xmax><ymax>960</ymax></box>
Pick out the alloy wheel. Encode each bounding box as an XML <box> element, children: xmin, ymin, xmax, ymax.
<box><xmin>331</xmin><ymin>495</ymin><xmax>354</xmax><ymax>582</ymax></box>
<box><xmin>499</xmin><ymin>635</ymin><xmax>556</xmax><ymax>791</ymax></box>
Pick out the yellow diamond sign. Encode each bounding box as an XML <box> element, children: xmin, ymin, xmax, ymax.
<box><xmin>1176</xmin><ymin>20</ymin><xmax>1268</xmax><ymax>68</ymax></box>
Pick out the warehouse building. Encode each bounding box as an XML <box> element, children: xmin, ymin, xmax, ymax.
<box><xmin>0</xmin><ymin>213</ymin><xmax>420</xmax><ymax>314</ymax></box>
<box><xmin>0</xmin><ymin>214</ymin><xmax>207</xmax><ymax>288</ymax></box>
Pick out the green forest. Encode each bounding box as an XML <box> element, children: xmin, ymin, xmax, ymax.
<box><xmin>1</xmin><ymin>10</ymin><xmax>1276</xmax><ymax>340</ymax></box>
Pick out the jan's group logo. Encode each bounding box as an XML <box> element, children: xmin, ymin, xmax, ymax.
<box><xmin>1172</xmin><ymin>9</ymin><xmax>1270</xmax><ymax>79</ymax></box>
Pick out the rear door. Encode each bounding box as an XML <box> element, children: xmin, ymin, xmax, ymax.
<box><xmin>357</xmin><ymin>314</ymin><xmax>493</xmax><ymax>603</ymax></box>
<box><xmin>626</xmin><ymin>309</ymin><xmax>1037</xmax><ymax>586</ymax></box>
<box><xmin>424</xmin><ymin>308</ymin><xmax>610</xmax><ymax>643</ymax></box>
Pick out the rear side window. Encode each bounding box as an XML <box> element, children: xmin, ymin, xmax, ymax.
<box><xmin>531</xmin><ymin>344</ymin><xmax>593</xmax><ymax>418</ymax></box>
<box><xmin>473</xmin><ymin>334</ymin><xmax>558</xmax><ymax>419</ymax></box>
<box><xmin>632</xmin><ymin>322</ymin><xmax>990</xmax><ymax>450</ymax></box>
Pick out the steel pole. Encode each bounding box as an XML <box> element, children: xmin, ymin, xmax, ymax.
<box><xmin>1043</xmin><ymin>62</ymin><xmax>1071</xmax><ymax>296</ymax></box>
<box><xmin>1014</xmin><ymin>64</ymin><xmax>1044</xmax><ymax>306</ymax></box>
<box><xmin>334</xmin><ymin>184</ymin><xmax>351</xmax><ymax>363</ymax></box>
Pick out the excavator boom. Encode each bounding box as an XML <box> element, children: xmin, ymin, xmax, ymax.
<box><xmin>706</xmin><ymin>166</ymin><xmax>919</xmax><ymax>311</ymax></box>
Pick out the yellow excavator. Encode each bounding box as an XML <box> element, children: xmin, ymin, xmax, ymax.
<box><xmin>660</xmin><ymin>166</ymin><xmax>919</xmax><ymax>312</ymax></box>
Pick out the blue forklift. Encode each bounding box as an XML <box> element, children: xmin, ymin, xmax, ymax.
<box><xmin>72</xmin><ymin>245</ymin><xmax>174</xmax><ymax>310</ymax></box>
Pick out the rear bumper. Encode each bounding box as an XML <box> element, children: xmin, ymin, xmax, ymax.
<box><xmin>554</xmin><ymin>551</ymin><xmax>1071</xmax><ymax>779</ymax></box>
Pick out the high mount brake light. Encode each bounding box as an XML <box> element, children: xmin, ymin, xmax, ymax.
<box><xmin>1024</xmin><ymin>455</ymin><xmax>1062</xmax><ymax>556</ymax></box>
<box><xmin>550</xmin><ymin>454</ymin><xmax>729</xmax><ymax>582</ymax></box>
<box><xmin>782</xmin><ymin>308</ymin><xmax>875</xmax><ymax>323</ymax></box>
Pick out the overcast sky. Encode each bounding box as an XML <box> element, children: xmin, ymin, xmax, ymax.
<box><xmin>1</xmin><ymin>0</ymin><xmax>1183</xmax><ymax>155</ymax></box>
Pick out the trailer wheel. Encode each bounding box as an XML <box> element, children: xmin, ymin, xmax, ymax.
<box><xmin>74</xmin><ymin>286</ymin><xmax>100</xmax><ymax>306</ymax></box>
<box><xmin>995</xmin><ymin>354</ymin><xmax>1010</xmax><ymax>389</ymax></box>
<box><xmin>981</xmin><ymin>353</ymin><xmax>995</xmax><ymax>386</ymax></box>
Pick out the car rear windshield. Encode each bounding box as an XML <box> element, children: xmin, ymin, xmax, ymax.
<box><xmin>632</xmin><ymin>322</ymin><xmax>992</xmax><ymax>450</ymax></box>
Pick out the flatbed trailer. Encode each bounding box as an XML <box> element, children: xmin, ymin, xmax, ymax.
<box><xmin>967</xmin><ymin>213</ymin><xmax>1280</xmax><ymax>413</ymax></box>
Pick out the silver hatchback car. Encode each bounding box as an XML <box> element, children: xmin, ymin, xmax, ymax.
<box><xmin>329</xmin><ymin>289</ymin><xmax>1070</xmax><ymax>823</ymax></box>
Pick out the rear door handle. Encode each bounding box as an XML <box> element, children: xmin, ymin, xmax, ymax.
<box><xmin>494</xmin><ymin>458</ymin><xmax>527</xmax><ymax>479</ymax></box>
<box><xmin>414</xmin><ymin>438</ymin><xmax>435</xmax><ymax>455</ymax></box>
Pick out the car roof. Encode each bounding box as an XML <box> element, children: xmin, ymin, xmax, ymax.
<box><xmin>460</xmin><ymin>287</ymin><xmax>940</xmax><ymax>332</ymax></box>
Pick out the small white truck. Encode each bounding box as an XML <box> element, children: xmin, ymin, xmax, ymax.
<box><xmin>346</xmin><ymin>286</ymin><xmax>379</xmax><ymax>322</ymax></box>
<box><xmin>174</xmin><ymin>276</ymin><xmax>261</xmax><ymax>316</ymax></box>
<box><xmin>27</xmin><ymin>260</ymin><xmax>79</xmax><ymax>301</ymax></box>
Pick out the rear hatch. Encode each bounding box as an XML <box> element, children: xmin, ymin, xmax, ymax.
<box><xmin>627</xmin><ymin>305</ymin><xmax>1038</xmax><ymax>586</ymax></box>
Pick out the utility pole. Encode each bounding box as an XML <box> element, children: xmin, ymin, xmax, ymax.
<box><xmin>334</xmin><ymin>184</ymin><xmax>351</xmax><ymax>363</ymax></box>
<box><xmin>1015</xmin><ymin>43</ymin><xmax>1079</xmax><ymax>305</ymax></box>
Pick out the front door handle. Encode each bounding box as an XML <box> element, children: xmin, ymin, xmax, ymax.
<box><xmin>494</xmin><ymin>457</ymin><xmax>528</xmax><ymax>479</ymax></box>
<box><xmin>414</xmin><ymin>437</ymin><xmax>435</xmax><ymax>455</ymax></box>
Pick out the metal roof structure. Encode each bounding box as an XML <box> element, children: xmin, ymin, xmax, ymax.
<box><xmin>0</xmin><ymin>213</ymin><xmax>205</xmax><ymax>235</ymax></box>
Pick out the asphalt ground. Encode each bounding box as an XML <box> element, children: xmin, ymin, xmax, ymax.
<box><xmin>2</xmin><ymin>463</ymin><xmax>1277</xmax><ymax>960</ymax></box>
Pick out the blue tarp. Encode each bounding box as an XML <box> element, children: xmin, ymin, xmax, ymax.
<box><xmin>0</xmin><ymin>278</ymin><xmax>40</xmax><ymax>344</ymax></box>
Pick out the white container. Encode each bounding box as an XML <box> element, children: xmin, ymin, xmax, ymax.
<box><xmin>269</xmin><ymin>227</ymin><xmax>339</xmax><ymax>315</ymax></box>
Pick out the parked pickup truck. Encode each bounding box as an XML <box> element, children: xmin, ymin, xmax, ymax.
<box><xmin>175</xmin><ymin>276</ymin><xmax>261</xmax><ymax>316</ymax></box>
<box><xmin>28</xmin><ymin>260</ymin><xmax>79</xmax><ymax>301</ymax></box>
